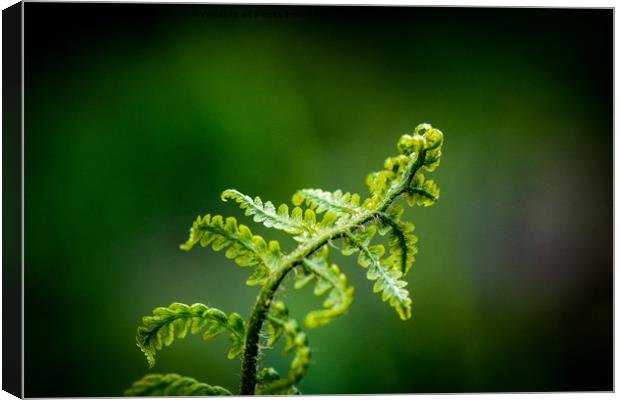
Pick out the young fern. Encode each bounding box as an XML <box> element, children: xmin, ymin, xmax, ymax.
<box><xmin>127</xmin><ymin>123</ymin><xmax>444</xmax><ymax>396</ymax></box>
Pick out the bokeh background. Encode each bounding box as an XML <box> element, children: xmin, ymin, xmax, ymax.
<box><xmin>24</xmin><ymin>4</ymin><xmax>612</xmax><ymax>396</ymax></box>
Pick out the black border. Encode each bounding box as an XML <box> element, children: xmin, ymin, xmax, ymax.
<box><xmin>2</xmin><ymin>1</ymin><xmax>23</xmax><ymax>398</ymax></box>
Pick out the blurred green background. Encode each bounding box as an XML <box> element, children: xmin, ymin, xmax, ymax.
<box><xmin>24</xmin><ymin>4</ymin><xmax>612</xmax><ymax>396</ymax></box>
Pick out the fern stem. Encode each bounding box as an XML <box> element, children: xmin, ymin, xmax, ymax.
<box><xmin>240</xmin><ymin>272</ymin><xmax>288</xmax><ymax>394</ymax></box>
<box><xmin>239</xmin><ymin>150</ymin><xmax>427</xmax><ymax>394</ymax></box>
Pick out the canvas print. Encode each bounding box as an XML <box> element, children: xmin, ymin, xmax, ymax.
<box><xmin>2</xmin><ymin>2</ymin><xmax>613</xmax><ymax>397</ymax></box>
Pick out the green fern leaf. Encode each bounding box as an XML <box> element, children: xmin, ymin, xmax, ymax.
<box><xmin>136</xmin><ymin>303</ymin><xmax>246</xmax><ymax>367</ymax></box>
<box><xmin>292</xmin><ymin>188</ymin><xmax>363</xmax><ymax>219</ymax></box>
<box><xmin>221</xmin><ymin>189</ymin><xmax>307</xmax><ymax>235</ymax></box>
<box><xmin>343</xmin><ymin>231</ymin><xmax>412</xmax><ymax>320</ymax></box>
<box><xmin>412</xmin><ymin>123</ymin><xmax>444</xmax><ymax>172</ymax></box>
<box><xmin>245</xmin><ymin>264</ymin><xmax>270</xmax><ymax>287</ymax></box>
<box><xmin>256</xmin><ymin>368</ymin><xmax>301</xmax><ymax>395</ymax></box>
<box><xmin>377</xmin><ymin>208</ymin><xmax>418</xmax><ymax>275</ymax></box>
<box><xmin>365</xmin><ymin>169</ymin><xmax>396</xmax><ymax>200</ymax></box>
<box><xmin>293</xmin><ymin>267</ymin><xmax>315</xmax><ymax>290</ymax></box>
<box><xmin>226</xmin><ymin>312</ymin><xmax>247</xmax><ymax>359</ymax></box>
<box><xmin>221</xmin><ymin>189</ymin><xmax>339</xmax><ymax>242</ymax></box>
<box><xmin>341</xmin><ymin>224</ymin><xmax>375</xmax><ymax>254</ymax></box>
<box><xmin>124</xmin><ymin>373</ymin><xmax>232</xmax><ymax>396</ymax></box>
<box><xmin>404</xmin><ymin>173</ymin><xmax>440</xmax><ymax>207</ymax></box>
<box><xmin>377</xmin><ymin>203</ymin><xmax>403</xmax><ymax>235</ymax></box>
<box><xmin>365</xmin><ymin>153</ymin><xmax>419</xmax><ymax>206</ymax></box>
<box><xmin>386</xmin><ymin>221</ymin><xmax>417</xmax><ymax>276</ymax></box>
<box><xmin>365</xmin><ymin>123</ymin><xmax>443</xmax><ymax>209</ymax></box>
<box><xmin>179</xmin><ymin>213</ymin><xmax>282</xmax><ymax>272</ymax></box>
<box><xmin>259</xmin><ymin>301</ymin><xmax>310</xmax><ymax>395</ymax></box>
<box><xmin>365</xmin><ymin>154</ymin><xmax>414</xmax><ymax>203</ymax></box>
<box><xmin>298</xmin><ymin>247</ymin><xmax>354</xmax><ymax>328</ymax></box>
<box><xmin>383</xmin><ymin>154</ymin><xmax>413</xmax><ymax>179</ymax></box>
<box><xmin>265</xmin><ymin>300</ymin><xmax>288</xmax><ymax>348</ymax></box>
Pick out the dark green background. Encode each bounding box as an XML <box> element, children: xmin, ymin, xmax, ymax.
<box><xmin>24</xmin><ymin>4</ymin><xmax>612</xmax><ymax>396</ymax></box>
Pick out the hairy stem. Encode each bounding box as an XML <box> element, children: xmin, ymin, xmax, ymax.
<box><xmin>239</xmin><ymin>150</ymin><xmax>426</xmax><ymax>395</ymax></box>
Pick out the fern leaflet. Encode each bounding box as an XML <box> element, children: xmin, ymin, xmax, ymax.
<box><xmin>293</xmin><ymin>246</ymin><xmax>354</xmax><ymax>327</ymax></box>
<box><xmin>222</xmin><ymin>189</ymin><xmax>308</xmax><ymax>235</ymax></box>
<box><xmin>136</xmin><ymin>302</ymin><xmax>246</xmax><ymax>367</ymax></box>
<box><xmin>256</xmin><ymin>368</ymin><xmax>300</xmax><ymax>395</ymax></box>
<box><xmin>259</xmin><ymin>301</ymin><xmax>311</xmax><ymax>395</ymax></box>
<box><xmin>179</xmin><ymin>214</ymin><xmax>282</xmax><ymax>285</ymax></box>
<box><xmin>222</xmin><ymin>189</ymin><xmax>341</xmax><ymax>241</ymax></box>
<box><xmin>342</xmin><ymin>226</ymin><xmax>412</xmax><ymax>320</ymax></box>
<box><xmin>405</xmin><ymin>173</ymin><xmax>440</xmax><ymax>207</ymax></box>
<box><xmin>378</xmin><ymin>205</ymin><xmax>418</xmax><ymax>275</ymax></box>
<box><xmin>292</xmin><ymin>188</ymin><xmax>364</xmax><ymax>219</ymax></box>
<box><xmin>124</xmin><ymin>373</ymin><xmax>232</xmax><ymax>396</ymax></box>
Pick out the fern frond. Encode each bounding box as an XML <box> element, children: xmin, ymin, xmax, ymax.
<box><xmin>405</xmin><ymin>173</ymin><xmax>440</xmax><ymax>207</ymax></box>
<box><xmin>342</xmin><ymin>228</ymin><xmax>412</xmax><ymax>320</ymax></box>
<box><xmin>413</xmin><ymin>123</ymin><xmax>443</xmax><ymax>172</ymax></box>
<box><xmin>364</xmin><ymin>154</ymin><xmax>417</xmax><ymax>210</ymax></box>
<box><xmin>378</xmin><ymin>206</ymin><xmax>418</xmax><ymax>275</ymax></box>
<box><xmin>340</xmin><ymin>224</ymin><xmax>375</xmax><ymax>256</ymax></box>
<box><xmin>264</xmin><ymin>300</ymin><xmax>288</xmax><ymax>349</ymax></box>
<box><xmin>221</xmin><ymin>189</ymin><xmax>307</xmax><ymax>235</ymax></box>
<box><xmin>399</xmin><ymin>123</ymin><xmax>443</xmax><ymax>178</ymax></box>
<box><xmin>245</xmin><ymin>264</ymin><xmax>270</xmax><ymax>287</ymax></box>
<box><xmin>256</xmin><ymin>368</ymin><xmax>300</xmax><ymax>395</ymax></box>
<box><xmin>136</xmin><ymin>303</ymin><xmax>246</xmax><ymax>367</ymax></box>
<box><xmin>294</xmin><ymin>247</ymin><xmax>354</xmax><ymax>328</ymax></box>
<box><xmin>221</xmin><ymin>189</ymin><xmax>340</xmax><ymax>242</ymax></box>
<box><xmin>124</xmin><ymin>373</ymin><xmax>232</xmax><ymax>396</ymax></box>
<box><xmin>365</xmin><ymin>123</ymin><xmax>443</xmax><ymax>209</ymax></box>
<box><xmin>365</xmin><ymin>153</ymin><xmax>412</xmax><ymax>198</ymax></box>
<box><xmin>180</xmin><ymin>214</ymin><xmax>282</xmax><ymax>285</ymax></box>
<box><xmin>365</xmin><ymin>169</ymin><xmax>396</xmax><ymax>201</ymax></box>
<box><xmin>292</xmin><ymin>188</ymin><xmax>364</xmax><ymax>219</ymax></box>
<box><xmin>259</xmin><ymin>301</ymin><xmax>310</xmax><ymax>395</ymax></box>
